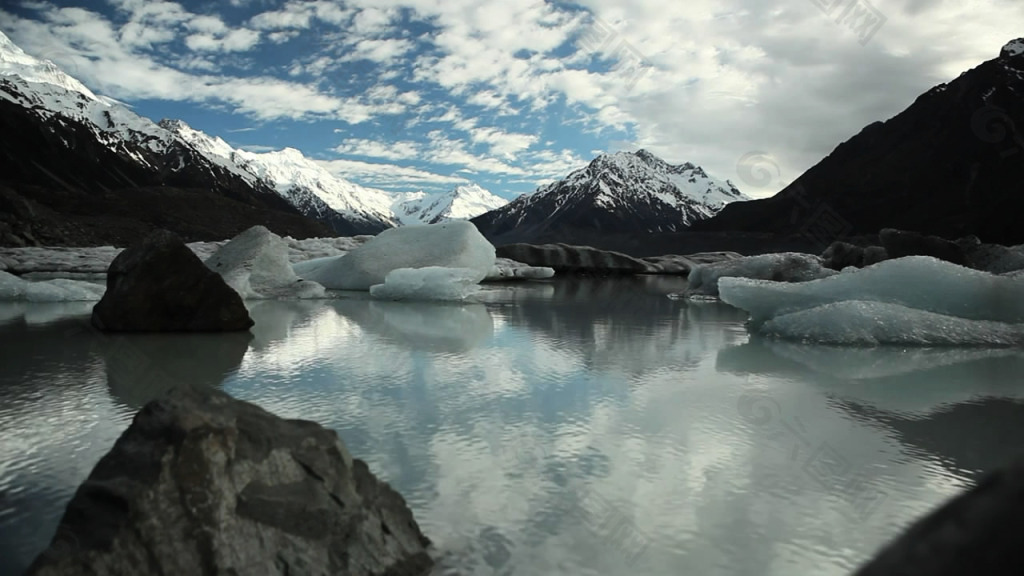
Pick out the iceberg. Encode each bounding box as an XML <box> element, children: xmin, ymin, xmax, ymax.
<box><xmin>0</xmin><ymin>270</ymin><xmax>105</xmax><ymax>302</ymax></box>
<box><xmin>719</xmin><ymin>256</ymin><xmax>1024</xmax><ymax>326</ymax></box>
<box><xmin>486</xmin><ymin>258</ymin><xmax>555</xmax><ymax>281</ymax></box>
<box><xmin>760</xmin><ymin>300</ymin><xmax>1023</xmax><ymax>346</ymax></box>
<box><xmin>685</xmin><ymin>252</ymin><xmax>837</xmax><ymax>297</ymax></box>
<box><xmin>369</xmin><ymin>267</ymin><xmax>482</xmax><ymax>301</ymax></box>
<box><xmin>293</xmin><ymin>221</ymin><xmax>496</xmax><ymax>291</ymax></box>
<box><xmin>204</xmin><ymin>226</ymin><xmax>326</xmax><ymax>299</ymax></box>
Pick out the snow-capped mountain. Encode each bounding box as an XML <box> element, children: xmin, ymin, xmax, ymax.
<box><xmin>472</xmin><ymin>149</ymin><xmax>748</xmax><ymax>244</ymax></box>
<box><xmin>392</xmin><ymin>183</ymin><xmax>508</xmax><ymax>225</ymax></box>
<box><xmin>164</xmin><ymin>120</ymin><xmax>397</xmax><ymax>232</ymax></box>
<box><xmin>0</xmin><ymin>30</ymin><xmax>394</xmax><ymax>240</ymax></box>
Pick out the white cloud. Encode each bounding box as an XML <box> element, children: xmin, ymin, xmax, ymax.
<box><xmin>333</xmin><ymin>138</ymin><xmax>421</xmax><ymax>160</ymax></box>
<box><xmin>316</xmin><ymin>157</ymin><xmax>470</xmax><ymax>188</ymax></box>
<box><xmin>469</xmin><ymin>127</ymin><xmax>537</xmax><ymax>159</ymax></box>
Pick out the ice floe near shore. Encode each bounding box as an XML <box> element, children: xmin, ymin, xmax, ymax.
<box><xmin>720</xmin><ymin>256</ymin><xmax>1024</xmax><ymax>346</ymax></box>
<box><xmin>369</xmin><ymin>267</ymin><xmax>483</xmax><ymax>301</ymax></box>
<box><xmin>0</xmin><ymin>270</ymin><xmax>105</xmax><ymax>302</ymax></box>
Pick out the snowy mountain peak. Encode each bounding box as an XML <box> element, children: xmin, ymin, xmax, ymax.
<box><xmin>1001</xmin><ymin>38</ymin><xmax>1024</xmax><ymax>59</ymax></box>
<box><xmin>393</xmin><ymin>182</ymin><xmax>507</xmax><ymax>225</ymax></box>
<box><xmin>472</xmin><ymin>149</ymin><xmax>749</xmax><ymax>242</ymax></box>
<box><xmin>0</xmin><ymin>31</ymin><xmax>99</xmax><ymax>101</ymax></box>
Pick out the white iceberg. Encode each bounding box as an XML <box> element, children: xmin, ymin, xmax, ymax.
<box><xmin>293</xmin><ymin>221</ymin><xmax>496</xmax><ymax>290</ymax></box>
<box><xmin>485</xmin><ymin>258</ymin><xmax>555</xmax><ymax>281</ymax></box>
<box><xmin>369</xmin><ymin>267</ymin><xmax>482</xmax><ymax>301</ymax></box>
<box><xmin>204</xmin><ymin>226</ymin><xmax>326</xmax><ymax>299</ymax></box>
<box><xmin>0</xmin><ymin>271</ymin><xmax>105</xmax><ymax>302</ymax></box>
<box><xmin>685</xmin><ymin>252</ymin><xmax>837</xmax><ymax>297</ymax></box>
<box><xmin>760</xmin><ymin>300</ymin><xmax>1023</xmax><ymax>346</ymax></box>
<box><xmin>719</xmin><ymin>256</ymin><xmax>1024</xmax><ymax>326</ymax></box>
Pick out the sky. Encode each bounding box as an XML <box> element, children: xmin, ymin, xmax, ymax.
<box><xmin>0</xmin><ymin>0</ymin><xmax>1021</xmax><ymax>200</ymax></box>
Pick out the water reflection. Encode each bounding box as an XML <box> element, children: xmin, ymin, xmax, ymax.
<box><xmin>3</xmin><ymin>284</ymin><xmax>1024</xmax><ymax>576</ymax></box>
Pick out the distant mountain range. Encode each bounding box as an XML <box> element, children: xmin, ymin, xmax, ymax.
<box><xmin>694</xmin><ymin>38</ymin><xmax>1024</xmax><ymax>246</ymax></box>
<box><xmin>0</xmin><ymin>30</ymin><xmax>507</xmax><ymax>246</ymax></box>
<box><xmin>472</xmin><ymin>149</ymin><xmax>748</xmax><ymax>245</ymax></box>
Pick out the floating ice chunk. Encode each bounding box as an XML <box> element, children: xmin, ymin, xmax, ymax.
<box><xmin>0</xmin><ymin>271</ymin><xmax>105</xmax><ymax>301</ymax></box>
<box><xmin>760</xmin><ymin>300</ymin><xmax>1024</xmax><ymax>346</ymax></box>
<box><xmin>295</xmin><ymin>221</ymin><xmax>495</xmax><ymax>290</ymax></box>
<box><xmin>486</xmin><ymin>258</ymin><xmax>555</xmax><ymax>281</ymax></box>
<box><xmin>720</xmin><ymin>256</ymin><xmax>1024</xmax><ymax>325</ymax></box>
<box><xmin>686</xmin><ymin>252</ymin><xmax>837</xmax><ymax>297</ymax></box>
<box><xmin>369</xmin><ymin>267</ymin><xmax>482</xmax><ymax>301</ymax></box>
<box><xmin>204</xmin><ymin>226</ymin><xmax>326</xmax><ymax>299</ymax></box>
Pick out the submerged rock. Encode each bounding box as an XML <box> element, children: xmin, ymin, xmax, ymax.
<box><xmin>293</xmin><ymin>220</ymin><xmax>495</xmax><ymax>290</ymax></box>
<box><xmin>204</xmin><ymin>225</ymin><xmax>326</xmax><ymax>299</ymax></box>
<box><xmin>853</xmin><ymin>458</ymin><xmax>1024</xmax><ymax>576</ymax></box>
<box><xmin>91</xmin><ymin>230</ymin><xmax>253</xmax><ymax>331</ymax></box>
<box><xmin>27</xmin><ymin>385</ymin><xmax>433</xmax><ymax>576</ymax></box>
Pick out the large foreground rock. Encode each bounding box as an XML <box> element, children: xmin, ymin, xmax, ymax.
<box><xmin>293</xmin><ymin>220</ymin><xmax>495</xmax><ymax>290</ymax></box>
<box><xmin>204</xmin><ymin>225</ymin><xmax>326</xmax><ymax>299</ymax></box>
<box><xmin>27</xmin><ymin>385</ymin><xmax>433</xmax><ymax>576</ymax></box>
<box><xmin>91</xmin><ymin>230</ymin><xmax>253</xmax><ymax>331</ymax></box>
<box><xmin>853</xmin><ymin>458</ymin><xmax>1024</xmax><ymax>575</ymax></box>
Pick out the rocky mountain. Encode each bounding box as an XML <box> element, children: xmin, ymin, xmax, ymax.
<box><xmin>392</xmin><ymin>183</ymin><xmax>507</xmax><ymax>225</ymax></box>
<box><xmin>0</xmin><ymin>30</ymin><xmax>401</xmax><ymax>247</ymax></box>
<box><xmin>162</xmin><ymin>120</ymin><xmax>396</xmax><ymax>234</ymax></box>
<box><xmin>693</xmin><ymin>38</ymin><xmax>1024</xmax><ymax>246</ymax></box>
<box><xmin>471</xmin><ymin>149</ymin><xmax>748</xmax><ymax>245</ymax></box>
<box><xmin>0</xmin><ymin>31</ymin><xmax>334</xmax><ymax>246</ymax></box>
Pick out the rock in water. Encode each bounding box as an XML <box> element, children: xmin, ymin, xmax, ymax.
<box><xmin>686</xmin><ymin>252</ymin><xmax>837</xmax><ymax>297</ymax></box>
<box><xmin>204</xmin><ymin>225</ymin><xmax>326</xmax><ymax>299</ymax></box>
<box><xmin>293</xmin><ymin>220</ymin><xmax>495</xmax><ymax>290</ymax></box>
<box><xmin>495</xmin><ymin>243</ymin><xmax>655</xmax><ymax>274</ymax></box>
<box><xmin>879</xmin><ymin>228</ymin><xmax>967</xmax><ymax>265</ymax></box>
<box><xmin>91</xmin><ymin>229</ymin><xmax>253</xmax><ymax>331</ymax></box>
<box><xmin>853</xmin><ymin>458</ymin><xmax>1024</xmax><ymax>576</ymax></box>
<box><xmin>26</xmin><ymin>385</ymin><xmax>434</xmax><ymax>576</ymax></box>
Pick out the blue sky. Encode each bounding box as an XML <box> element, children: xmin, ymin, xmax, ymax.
<box><xmin>1</xmin><ymin>0</ymin><xmax>1021</xmax><ymax>199</ymax></box>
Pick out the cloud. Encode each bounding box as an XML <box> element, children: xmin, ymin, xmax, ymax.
<box><xmin>315</xmin><ymin>157</ymin><xmax>470</xmax><ymax>188</ymax></box>
<box><xmin>332</xmin><ymin>138</ymin><xmax>422</xmax><ymax>160</ymax></box>
<box><xmin>185</xmin><ymin>28</ymin><xmax>260</xmax><ymax>52</ymax></box>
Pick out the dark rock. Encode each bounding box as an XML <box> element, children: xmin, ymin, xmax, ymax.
<box><xmin>26</xmin><ymin>385</ymin><xmax>433</xmax><ymax>576</ymax></box>
<box><xmin>821</xmin><ymin>241</ymin><xmax>866</xmax><ymax>270</ymax></box>
<box><xmin>496</xmin><ymin>243</ymin><xmax>656</xmax><ymax>274</ymax></box>
<box><xmin>91</xmin><ymin>229</ymin><xmax>253</xmax><ymax>331</ymax></box>
<box><xmin>879</xmin><ymin>228</ymin><xmax>968</xmax><ymax>265</ymax></box>
<box><xmin>852</xmin><ymin>458</ymin><xmax>1024</xmax><ymax>576</ymax></box>
<box><xmin>863</xmin><ymin>245</ymin><xmax>889</xmax><ymax>266</ymax></box>
<box><xmin>959</xmin><ymin>240</ymin><xmax>1024</xmax><ymax>274</ymax></box>
<box><xmin>641</xmin><ymin>252</ymin><xmax>743</xmax><ymax>275</ymax></box>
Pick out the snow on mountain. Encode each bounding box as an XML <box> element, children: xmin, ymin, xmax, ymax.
<box><xmin>164</xmin><ymin>120</ymin><xmax>397</xmax><ymax>230</ymax></box>
<box><xmin>472</xmin><ymin>149</ymin><xmax>748</xmax><ymax>243</ymax></box>
<box><xmin>392</xmin><ymin>183</ymin><xmax>508</xmax><ymax>225</ymax></box>
<box><xmin>0</xmin><ymin>30</ymin><xmax>396</xmax><ymax>234</ymax></box>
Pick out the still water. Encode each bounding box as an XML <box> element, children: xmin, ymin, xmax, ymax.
<box><xmin>1</xmin><ymin>276</ymin><xmax>1023</xmax><ymax>576</ymax></box>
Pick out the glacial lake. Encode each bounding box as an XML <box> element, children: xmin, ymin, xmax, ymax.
<box><xmin>2</xmin><ymin>276</ymin><xmax>1024</xmax><ymax>576</ymax></box>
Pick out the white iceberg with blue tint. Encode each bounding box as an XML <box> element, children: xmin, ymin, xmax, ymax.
<box><xmin>0</xmin><ymin>271</ymin><xmax>105</xmax><ymax>302</ymax></box>
<box><xmin>293</xmin><ymin>220</ymin><xmax>496</xmax><ymax>291</ymax></box>
<box><xmin>720</xmin><ymin>256</ymin><xmax>1024</xmax><ymax>325</ymax></box>
<box><xmin>686</xmin><ymin>252</ymin><xmax>836</xmax><ymax>297</ymax></box>
<box><xmin>369</xmin><ymin>267</ymin><xmax>482</xmax><ymax>301</ymax></box>
<box><xmin>204</xmin><ymin>226</ymin><xmax>326</xmax><ymax>299</ymax></box>
<box><xmin>719</xmin><ymin>256</ymin><xmax>1024</xmax><ymax>346</ymax></box>
<box><xmin>760</xmin><ymin>300</ymin><xmax>1023</xmax><ymax>346</ymax></box>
